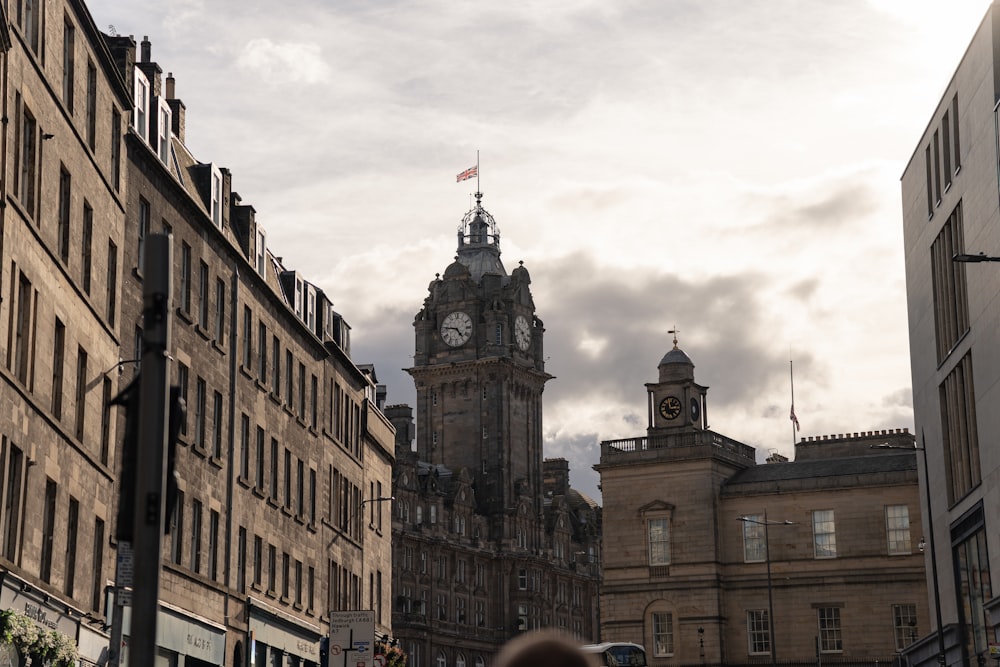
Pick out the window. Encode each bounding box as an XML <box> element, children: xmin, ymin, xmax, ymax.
<box><xmin>106</xmin><ymin>240</ymin><xmax>118</xmax><ymax>325</ymax></box>
<box><xmin>51</xmin><ymin>319</ymin><xmax>65</xmax><ymax>418</ymax></box>
<box><xmin>941</xmin><ymin>352</ymin><xmax>981</xmax><ymax>504</ymax></box>
<box><xmin>892</xmin><ymin>604</ymin><xmax>917</xmax><ymax>650</ymax></box>
<box><xmin>81</xmin><ymin>201</ymin><xmax>93</xmax><ymax>293</ymax></box>
<box><xmin>943</xmin><ymin>111</ymin><xmax>952</xmax><ymax>189</ymax></box>
<box><xmin>18</xmin><ymin>0</ymin><xmax>41</xmax><ymax>54</ymax></box>
<box><xmin>170</xmin><ymin>492</ymin><xmax>184</xmax><ymax>564</ymax></box>
<box><xmin>648</xmin><ymin>517</ymin><xmax>670</xmax><ymax>566</ymax></box>
<box><xmin>17</xmin><ymin>100</ymin><xmax>38</xmax><ymax>217</ymax></box>
<box><xmin>817</xmin><ymin>607</ymin><xmax>842</xmax><ymax>652</ymax></box>
<box><xmin>111</xmin><ymin>109</ymin><xmax>122</xmax><ymax>191</ymax></box>
<box><xmin>255</xmin><ymin>426</ymin><xmax>265</xmax><ymax>490</ymax></box>
<box><xmin>930</xmin><ymin>204</ymin><xmax>969</xmax><ymax>362</ymax></box>
<box><xmin>177</xmin><ymin>363</ymin><xmax>189</xmax><ymax>435</ymax></box>
<box><xmin>812</xmin><ymin>510</ymin><xmax>836</xmax><ymax>559</ymax></box>
<box><xmin>208</xmin><ymin>510</ymin><xmax>219</xmax><ymax>580</ymax></box>
<box><xmin>742</xmin><ymin>513</ymin><xmax>766</xmax><ymax>562</ymax></box>
<box><xmin>198</xmin><ymin>261</ymin><xmax>209</xmax><ymax>329</ymax></box>
<box><xmin>953</xmin><ymin>511</ymin><xmax>991</xmax><ymax>661</ymax></box>
<box><xmin>134</xmin><ymin>70</ymin><xmax>150</xmax><ymax>141</ymax></box>
<box><xmin>310</xmin><ymin>375</ymin><xmax>318</xmax><ymax>429</ymax></box>
<box><xmin>652</xmin><ymin>612</ymin><xmax>674</xmax><ymax>657</ymax></box>
<box><xmin>932</xmin><ymin>130</ymin><xmax>942</xmax><ymax>204</ymax></box>
<box><xmin>298</xmin><ymin>362</ymin><xmax>306</xmax><ymax>417</ymax></box>
<box><xmin>239</xmin><ymin>414</ymin><xmax>250</xmax><ymax>479</ymax></box>
<box><xmin>296</xmin><ymin>459</ymin><xmax>304</xmax><ymax>517</ymax></box>
<box><xmin>99</xmin><ymin>377</ymin><xmax>111</xmax><ymax>464</ymax></box>
<box><xmin>285</xmin><ymin>350</ymin><xmax>293</xmax><ymax>405</ymax></box>
<box><xmin>190</xmin><ymin>499</ymin><xmax>202</xmax><ymax>573</ymax></box>
<box><xmin>180</xmin><ymin>242</ymin><xmax>191</xmax><ymax>314</ymax></box>
<box><xmin>258</xmin><ymin>321</ymin><xmax>267</xmax><ymax>382</ymax></box>
<box><xmin>2</xmin><ymin>443</ymin><xmax>24</xmax><ymax>561</ymax></box>
<box><xmin>40</xmin><ymin>479</ymin><xmax>57</xmax><ymax>582</ymax></box>
<box><xmin>267</xmin><ymin>544</ymin><xmax>276</xmax><ymax>594</ymax></box>
<box><xmin>194</xmin><ymin>377</ymin><xmax>206</xmax><ymax>448</ymax></box>
<box><xmin>952</xmin><ymin>94</ymin><xmax>961</xmax><ymax>172</ymax></box>
<box><xmin>255</xmin><ymin>227</ymin><xmax>267</xmax><ymax>276</ymax></box>
<box><xmin>63</xmin><ymin>18</ymin><xmax>75</xmax><ymax>112</ymax></box>
<box><xmin>272</xmin><ymin>336</ymin><xmax>281</xmax><ymax>395</ymax></box>
<box><xmin>58</xmin><ymin>165</ymin><xmax>71</xmax><ymax>263</ymax></box>
<box><xmin>157</xmin><ymin>100</ymin><xmax>171</xmax><ymax>163</ymax></box>
<box><xmin>85</xmin><ymin>62</ymin><xmax>96</xmax><ymax>150</ymax></box>
<box><xmin>518</xmin><ymin>568</ymin><xmax>527</xmax><ymax>590</ymax></box>
<box><xmin>65</xmin><ymin>496</ymin><xmax>79</xmax><ymax>596</ymax></box>
<box><xmin>237</xmin><ymin>527</ymin><xmax>247</xmax><ymax>594</ymax></box>
<box><xmin>924</xmin><ymin>147</ymin><xmax>934</xmax><ymax>217</ymax></box>
<box><xmin>281</xmin><ymin>552</ymin><xmax>290</xmax><ymax>599</ymax></box>
<box><xmin>242</xmin><ymin>306</ymin><xmax>252</xmax><ymax>368</ymax></box>
<box><xmin>253</xmin><ymin>535</ymin><xmax>262</xmax><ymax>587</ymax></box>
<box><xmin>91</xmin><ymin>517</ymin><xmax>104</xmax><ymax>611</ymax></box>
<box><xmin>886</xmin><ymin>505</ymin><xmax>911</xmax><ymax>555</ymax></box>
<box><xmin>215</xmin><ymin>278</ymin><xmax>225</xmax><ymax>342</ymax></box>
<box><xmin>270</xmin><ymin>438</ymin><xmax>279</xmax><ymax>502</ymax></box>
<box><xmin>75</xmin><ymin>347</ymin><xmax>88</xmax><ymax>440</ymax></box>
<box><xmin>211</xmin><ymin>168</ymin><xmax>222</xmax><ymax>227</ymax></box>
<box><xmin>283</xmin><ymin>449</ymin><xmax>292</xmax><ymax>509</ymax></box>
<box><xmin>747</xmin><ymin>610</ymin><xmax>770</xmax><ymax>655</ymax></box>
<box><xmin>212</xmin><ymin>390</ymin><xmax>223</xmax><ymax>458</ymax></box>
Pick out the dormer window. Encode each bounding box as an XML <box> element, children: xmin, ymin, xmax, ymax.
<box><xmin>255</xmin><ymin>226</ymin><xmax>267</xmax><ymax>277</ymax></box>
<box><xmin>134</xmin><ymin>70</ymin><xmax>150</xmax><ymax>142</ymax></box>
<box><xmin>210</xmin><ymin>168</ymin><xmax>222</xmax><ymax>227</ymax></box>
<box><xmin>157</xmin><ymin>99</ymin><xmax>171</xmax><ymax>163</ymax></box>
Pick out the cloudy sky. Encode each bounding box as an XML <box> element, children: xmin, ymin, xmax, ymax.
<box><xmin>89</xmin><ymin>0</ymin><xmax>992</xmax><ymax>502</ymax></box>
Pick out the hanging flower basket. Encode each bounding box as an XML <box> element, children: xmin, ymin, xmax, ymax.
<box><xmin>0</xmin><ymin>609</ymin><xmax>77</xmax><ymax>667</ymax></box>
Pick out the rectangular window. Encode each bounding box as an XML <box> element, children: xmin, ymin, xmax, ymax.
<box><xmin>240</xmin><ymin>413</ymin><xmax>250</xmax><ymax>480</ymax></box>
<box><xmin>941</xmin><ymin>352</ymin><xmax>981</xmax><ymax>504</ymax></box>
<box><xmin>258</xmin><ymin>321</ymin><xmax>267</xmax><ymax>382</ymax></box>
<box><xmin>91</xmin><ymin>517</ymin><xmax>104</xmax><ymax>611</ymax></box>
<box><xmin>106</xmin><ymin>240</ymin><xmax>118</xmax><ymax>325</ymax></box>
<box><xmin>111</xmin><ymin>109</ymin><xmax>122</xmax><ymax>191</ymax></box>
<box><xmin>253</xmin><ymin>535</ymin><xmax>262</xmax><ymax>588</ymax></box>
<box><xmin>284</xmin><ymin>449</ymin><xmax>292</xmax><ymax>510</ymax></box>
<box><xmin>212</xmin><ymin>390</ymin><xmax>223</xmax><ymax>458</ymax></box>
<box><xmin>190</xmin><ymin>499</ymin><xmax>202</xmax><ymax>573</ymax></box>
<box><xmin>40</xmin><ymin>478</ymin><xmax>57</xmax><ymax>582</ymax></box>
<box><xmin>817</xmin><ymin>607</ymin><xmax>843</xmax><ymax>652</ymax></box>
<box><xmin>255</xmin><ymin>426</ymin><xmax>265</xmax><ymax>491</ymax></box>
<box><xmin>309</xmin><ymin>468</ymin><xmax>317</xmax><ymax>525</ymax></box>
<box><xmin>19</xmin><ymin>0</ymin><xmax>40</xmax><ymax>53</ymax></box>
<box><xmin>65</xmin><ymin>496</ymin><xmax>79</xmax><ymax>596</ymax></box>
<box><xmin>942</xmin><ymin>111</ymin><xmax>952</xmax><ymax>188</ymax></box>
<box><xmin>953</xmin><ymin>517</ymin><xmax>991</xmax><ymax>661</ymax></box>
<box><xmin>297</xmin><ymin>459</ymin><xmax>304</xmax><ymax>517</ymax></box>
<box><xmin>208</xmin><ymin>509</ymin><xmax>219</xmax><ymax>581</ymax></box>
<box><xmin>886</xmin><ymin>505</ymin><xmax>911</xmax><ymax>555</ymax></box>
<box><xmin>648</xmin><ymin>517</ymin><xmax>670</xmax><ymax>566</ymax></box>
<box><xmin>932</xmin><ymin>130</ymin><xmax>942</xmax><ymax>203</ymax></box>
<box><xmin>242</xmin><ymin>306</ymin><xmax>252</xmax><ymax>368</ymax></box>
<box><xmin>137</xmin><ymin>197</ymin><xmax>150</xmax><ymax>273</ymax></box>
<box><xmin>11</xmin><ymin>271</ymin><xmax>36</xmax><ymax>385</ymax></box>
<box><xmin>180</xmin><ymin>242</ymin><xmax>191</xmax><ymax>314</ymax></box>
<box><xmin>255</xmin><ymin>227</ymin><xmax>267</xmax><ymax>277</ymax></box>
<box><xmin>177</xmin><ymin>363</ymin><xmax>189</xmax><ymax>436</ymax></box>
<box><xmin>2</xmin><ymin>443</ymin><xmax>24</xmax><ymax>562</ymax></box>
<box><xmin>75</xmin><ymin>347</ymin><xmax>88</xmax><ymax>440</ymax></box>
<box><xmin>100</xmin><ymin>377</ymin><xmax>111</xmax><ymax>464</ymax></box>
<box><xmin>211</xmin><ymin>169</ymin><xmax>222</xmax><ymax>227</ymax></box>
<box><xmin>58</xmin><ymin>165</ymin><xmax>71</xmax><ymax>263</ymax></box>
<box><xmin>298</xmin><ymin>362</ymin><xmax>306</xmax><ymax>417</ymax></box>
<box><xmin>170</xmin><ymin>492</ymin><xmax>184</xmax><ymax>564</ymax></box>
<box><xmin>86</xmin><ymin>62</ymin><xmax>96</xmax><ymax>150</ymax></box>
<box><xmin>267</xmin><ymin>544</ymin><xmax>276</xmax><ymax>594</ymax></box>
<box><xmin>81</xmin><ymin>201</ymin><xmax>93</xmax><ymax>293</ymax></box>
<box><xmin>893</xmin><ymin>604</ymin><xmax>917</xmax><ymax>650</ymax></box>
<box><xmin>311</xmin><ymin>374</ymin><xmax>318</xmax><ymax>429</ymax></box>
<box><xmin>652</xmin><ymin>612</ymin><xmax>674</xmax><ymax>657</ymax></box>
<box><xmin>285</xmin><ymin>350</ymin><xmax>293</xmax><ymax>405</ymax></box>
<box><xmin>157</xmin><ymin>101</ymin><xmax>170</xmax><ymax>163</ymax></box>
<box><xmin>198</xmin><ymin>261</ymin><xmax>209</xmax><ymax>329</ymax></box>
<box><xmin>237</xmin><ymin>526</ymin><xmax>247</xmax><ymax>594</ymax></box>
<box><xmin>272</xmin><ymin>336</ymin><xmax>281</xmax><ymax>395</ymax></box>
<box><xmin>51</xmin><ymin>319</ymin><xmax>65</xmax><ymax>418</ymax></box>
<box><xmin>18</xmin><ymin>100</ymin><xmax>38</xmax><ymax>217</ymax></box>
<box><xmin>742</xmin><ymin>513</ymin><xmax>766</xmax><ymax>562</ymax></box>
<box><xmin>194</xmin><ymin>377</ymin><xmax>206</xmax><ymax>448</ymax></box>
<box><xmin>930</xmin><ymin>204</ymin><xmax>969</xmax><ymax>362</ymax></box>
<box><xmin>747</xmin><ymin>610</ymin><xmax>771</xmax><ymax>655</ymax></box>
<box><xmin>215</xmin><ymin>277</ymin><xmax>225</xmax><ymax>342</ymax></box>
<box><xmin>952</xmin><ymin>94</ymin><xmax>961</xmax><ymax>172</ymax></box>
<box><xmin>62</xmin><ymin>18</ymin><xmax>75</xmax><ymax>112</ymax></box>
<box><xmin>812</xmin><ymin>510</ymin><xmax>836</xmax><ymax>558</ymax></box>
<box><xmin>925</xmin><ymin>146</ymin><xmax>934</xmax><ymax>217</ymax></box>
<box><xmin>270</xmin><ymin>438</ymin><xmax>279</xmax><ymax>502</ymax></box>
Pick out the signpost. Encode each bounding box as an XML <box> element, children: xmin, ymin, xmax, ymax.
<box><xmin>329</xmin><ymin>610</ymin><xmax>375</xmax><ymax>667</ymax></box>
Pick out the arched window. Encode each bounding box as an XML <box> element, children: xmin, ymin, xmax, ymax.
<box><xmin>456</xmin><ymin>653</ymin><xmax>467</xmax><ymax>667</ymax></box>
<box><xmin>437</xmin><ymin>650</ymin><xmax>448</xmax><ymax>667</ymax></box>
<box><xmin>475</xmin><ymin>657</ymin><xmax>486</xmax><ymax>667</ymax></box>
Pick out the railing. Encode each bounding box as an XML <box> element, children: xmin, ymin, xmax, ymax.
<box><xmin>601</xmin><ymin>430</ymin><xmax>756</xmax><ymax>462</ymax></box>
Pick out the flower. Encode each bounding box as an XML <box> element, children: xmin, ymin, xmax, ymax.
<box><xmin>0</xmin><ymin>609</ymin><xmax>77</xmax><ymax>667</ymax></box>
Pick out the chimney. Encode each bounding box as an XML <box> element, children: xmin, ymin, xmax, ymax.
<box><xmin>165</xmin><ymin>72</ymin><xmax>186</xmax><ymax>144</ymax></box>
<box><xmin>140</xmin><ymin>35</ymin><xmax>151</xmax><ymax>63</ymax></box>
<box><xmin>165</xmin><ymin>72</ymin><xmax>175</xmax><ymax>99</ymax></box>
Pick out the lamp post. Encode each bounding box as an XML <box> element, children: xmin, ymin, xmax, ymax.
<box><xmin>952</xmin><ymin>252</ymin><xmax>1000</xmax><ymax>263</ymax></box>
<box><xmin>873</xmin><ymin>441</ymin><xmax>946</xmax><ymax>666</ymax></box>
<box><xmin>737</xmin><ymin>513</ymin><xmax>793</xmax><ymax>667</ymax></box>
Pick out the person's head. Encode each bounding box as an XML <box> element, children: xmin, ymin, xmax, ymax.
<box><xmin>496</xmin><ymin>631</ymin><xmax>597</xmax><ymax>667</ymax></box>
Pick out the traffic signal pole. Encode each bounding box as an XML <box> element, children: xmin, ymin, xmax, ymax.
<box><xmin>128</xmin><ymin>234</ymin><xmax>172</xmax><ymax>667</ymax></box>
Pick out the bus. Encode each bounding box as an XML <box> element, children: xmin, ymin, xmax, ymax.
<box><xmin>581</xmin><ymin>642</ymin><xmax>648</xmax><ymax>667</ymax></box>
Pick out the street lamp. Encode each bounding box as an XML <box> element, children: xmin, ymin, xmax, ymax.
<box><xmin>737</xmin><ymin>513</ymin><xmax>793</xmax><ymax>667</ymax></box>
<box><xmin>872</xmin><ymin>440</ymin><xmax>946</xmax><ymax>666</ymax></box>
<box><xmin>952</xmin><ymin>252</ymin><xmax>1000</xmax><ymax>263</ymax></box>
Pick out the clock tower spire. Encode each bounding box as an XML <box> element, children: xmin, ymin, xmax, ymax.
<box><xmin>646</xmin><ymin>328</ymin><xmax>708</xmax><ymax>434</ymax></box>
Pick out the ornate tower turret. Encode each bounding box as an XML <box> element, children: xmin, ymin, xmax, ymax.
<box><xmin>646</xmin><ymin>329</ymin><xmax>708</xmax><ymax>435</ymax></box>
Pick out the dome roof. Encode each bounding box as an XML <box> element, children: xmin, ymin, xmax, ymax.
<box><xmin>659</xmin><ymin>347</ymin><xmax>693</xmax><ymax>367</ymax></box>
<box><xmin>443</xmin><ymin>257</ymin><xmax>470</xmax><ymax>280</ymax></box>
<box><xmin>511</xmin><ymin>261</ymin><xmax>531</xmax><ymax>283</ymax></box>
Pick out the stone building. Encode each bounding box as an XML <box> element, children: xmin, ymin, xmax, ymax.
<box><xmin>0</xmin><ymin>0</ymin><xmax>131</xmax><ymax>664</ymax></box>
<box><xmin>597</xmin><ymin>338</ymin><xmax>928</xmax><ymax>666</ymax></box>
<box><xmin>388</xmin><ymin>192</ymin><xmax>601</xmax><ymax>667</ymax></box>
<box><xmin>900</xmin><ymin>3</ymin><xmax>1000</xmax><ymax>666</ymax></box>
<box><xmin>100</xmin><ymin>34</ymin><xmax>396</xmax><ymax>667</ymax></box>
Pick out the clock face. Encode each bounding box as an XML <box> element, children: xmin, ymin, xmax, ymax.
<box><xmin>440</xmin><ymin>311</ymin><xmax>473</xmax><ymax>347</ymax></box>
<box><xmin>514</xmin><ymin>315</ymin><xmax>532</xmax><ymax>351</ymax></box>
<box><xmin>690</xmin><ymin>397</ymin><xmax>700</xmax><ymax>422</ymax></box>
<box><xmin>659</xmin><ymin>396</ymin><xmax>682</xmax><ymax>420</ymax></box>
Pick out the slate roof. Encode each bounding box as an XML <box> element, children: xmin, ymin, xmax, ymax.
<box><xmin>724</xmin><ymin>451</ymin><xmax>916</xmax><ymax>488</ymax></box>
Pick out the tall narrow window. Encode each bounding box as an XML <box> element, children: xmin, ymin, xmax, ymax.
<box><xmin>747</xmin><ymin>610</ymin><xmax>771</xmax><ymax>655</ymax></box>
<box><xmin>892</xmin><ymin>604</ymin><xmax>917</xmax><ymax>650</ymax></box>
<box><xmin>255</xmin><ymin>426</ymin><xmax>265</xmax><ymax>491</ymax></box>
<box><xmin>100</xmin><ymin>377</ymin><xmax>111</xmax><ymax>464</ymax></box>
<box><xmin>106</xmin><ymin>240</ymin><xmax>118</xmax><ymax>325</ymax></box>
<box><xmin>85</xmin><ymin>62</ymin><xmax>96</xmax><ymax>150</ymax></box>
<box><xmin>208</xmin><ymin>509</ymin><xmax>219</xmax><ymax>581</ymax></box>
<box><xmin>134</xmin><ymin>71</ymin><xmax>149</xmax><ymax>142</ymax></box>
<box><xmin>930</xmin><ymin>204</ymin><xmax>969</xmax><ymax>362</ymax></box>
<box><xmin>932</xmin><ymin>130</ymin><xmax>942</xmax><ymax>203</ymax></box>
<box><xmin>817</xmin><ymin>608</ymin><xmax>843</xmax><ymax>652</ymax></box>
<box><xmin>212</xmin><ymin>390</ymin><xmax>223</xmax><ymax>459</ymax></box>
<box><xmin>941</xmin><ymin>352</ymin><xmax>981</xmax><ymax>504</ymax></box>
<box><xmin>62</xmin><ymin>18</ymin><xmax>75</xmax><ymax>112</ymax></box>
<box><xmin>215</xmin><ymin>277</ymin><xmax>225</xmax><ymax>343</ymax></box>
<box><xmin>58</xmin><ymin>166</ymin><xmax>71</xmax><ymax>263</ymax></box>
<box><xmin>81</xmin><ymin>201</ymin><xmax>93</xmax><ymax>293</ymax></box>
<box><xmin>40</xmin><ymin>479</ymin><xmax>57</xmax><ymax>582</ymax></box>
<box><xmin>652</xmin><ymin>612</ymin><xmax>674</xmax><ymax>657</ymax></box>
<box><xmin>19</xmin><ymin>0</ymin><xmax>41</xmax><ymax>54</ymax></box>
<box><xmin>298</xmin><ymin>362</ymin><xmax>305</xmax><ymax>417</ymax></box>
<box><xmin>242</xmin><ymin>306</ymin><xmax>252</xmax><ymax>368</ymax></box>
<box><xmin>742</xmin><ymin>514</ymin><xmax>766</xmax><ymax>562</ymax></box>
<box><xmin>177</xmin><ymin>363</ymin><xmax>189</xmax><ymax>436</ymax></box>
<box><xmin>258</xmin><ymin>321</ymin><xmax>267</xmax><ymax>382</ymax></box>
<box><xmin>253</xmin><ymin>535</ymin><xmax>262</xmax><ymax>587</ymax></box>
<box><xmin>812</xmin><ymin>510</ymin><xmax>836</xmax><ymax>559</ymax></box>
<box><xmin>952</xmin><ymin>94</ymin><xmax>961</xmax><ymax>172</ymax></box>
<box><xmin>75</xmin><ymin>347</ymin><xmax>88</xmax><ymax>441</ymax></box>
<box><xmin>285</xmin><ymin>350</ymin><xmax>293</xmax><ymax>405</ymax></box>
<box><xmin>267</xmin><ymin>544</ymin><xmax>276</xmax><ymax>594</ymax></box>
<box><xmin>91</xmin><ymin>517</ymin><xmax>104</xmax><ymax>611</ymax></box>
<box><xmin>272</xmin><ymin>337</ymin><xmax>281</xmax><ymax>395</ymax></box>
<box><xmin>180</xmin><ymin>242</ymin><xmax>191</xmax><ymax>314</ymax></box>
<box><xmin>240</xmin><ymin>413</ymin><xmax>250</xmax><ymax>480</ymax></box>
<box><xmin>198</xmin><ymin>261</ymin><xmax>209</xmax><ymax>329</ymax></box>
<box><xmin>111</xmin><ymin>109</ymin><xmax>122</xmax><ymax>191</ymax></box>
<box><xmin>284</xmin><ymin>449</ymin><xmax>292</xmax><ymax>510</ymax></box>
<box><xmin>942</xmin><ymin>111</ymin><xmax>952</xmax><ymax>189</ymax></box>
<box><xmin>170</xmin><ymin>491</ymin><xmax>184</xmax><ymax>565</ymax></box>
<box><xmin>270</xmin><ymin>439</ymin><xmax>279</xmax><ymax>502</ymax></box>
<box><xmin>137</xmin><ymin>198</ymin><xmax>150</xmax><ymax>273</ymax></box>
<box><xmin>885</xmin><ymin>505</ymin><xmax>911</xmax><ymax>555</ymax></box>
<box><xmin>237</xmin><ymin>526</ymin><xmax>247</xmax><ymax>594</ymax></box>
<box><xmin>190</xmin><ymin>499</ymin><xmax>202</xmax><ymax>573</ymax></box>
<box><xmin>18</xmin><ymin>103</ymin><xmax>37</xmax><ymax>217</ymax></box>
<box><xmin>925</xmin><ymin>147</ymin><xmax>934</xmax><ymax>218</ymax></box>
<box><xmin>64</xmin><ymin>496</ymin><xmax>79</xmax><ymax>596</ymax></box>
<box><xmin>157</xmin><ymin>102</ymin><xmax>170</xmax><ymax>163</ymax></box>
<box><xmin>194</xmin><ymin>377</ymin><xmax>206</xmax><ymax>448</ymax></box>
<box><xmin>647</xmin><ymin>518</ymin><xmax>670</xmax><ymax>566</ymax></box>
<box><xmin>3</xmin><ymin>444</ymin><xmax>24</xmax><ymax>561</ymax></box>
<box><xmin>51</xmin><ymin>319</ymin><xmax>65</xmax><ymax>418</ymax></box>
<box><xmin>12</xmin><ymin>272</ymin><xmax>34</xmax><ymax>384</ymax></box>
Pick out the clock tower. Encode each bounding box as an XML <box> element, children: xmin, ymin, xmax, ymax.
<box><xmin>646</xmin><ymin>330</ymin><xmax>708</xmax><ymax>434</ymax></box>
<box><xmin>408</xmin><ymin>191</ymin><xmax>552</xmax><ymax>538</ymax></box>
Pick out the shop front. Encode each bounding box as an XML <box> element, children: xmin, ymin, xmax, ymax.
<box><xmin>0</xmin><ymin>571</ymin><xmax>80</xmax><ymax>666</ymax></box>
<box><xmin>119</xmin><ymin>598</ymin><xmax>227</xmax><ymax>666</ymax></box>
<box><xmin>248</xmin><ymin>598</ymin><xmax>322</xmax><ymax>667</ymax></box>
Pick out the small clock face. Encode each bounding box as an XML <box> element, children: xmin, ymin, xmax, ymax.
<box><xmin>659</xmin><ymin>396</ymin><xmax>682</xmax><ymax>420</ymax></box>
<box><xmin>690</xmin><ymin>398</ymin><xmax>700</xmax><ymax>422</ymax></box>
<box><xmin>440</xmin><ymin>311</ymin><xmax>473</xmax><ymax>347</ymax></box>
<box><xmin>515</xmin><ymin>315</ymin><xmax>532</xmax><ymax>351</ymax></box>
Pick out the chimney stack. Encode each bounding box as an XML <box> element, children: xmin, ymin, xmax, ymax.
<box><xmin>140</xmin><ymin>35</ymin><xmax>151</xmax><ymax>63</ymax></box>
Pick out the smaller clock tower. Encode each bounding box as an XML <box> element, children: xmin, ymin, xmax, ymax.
<box><xmin>646</xmin><ymin>330</ymin><xmax>707</xmax><ymax>434</ymax></box>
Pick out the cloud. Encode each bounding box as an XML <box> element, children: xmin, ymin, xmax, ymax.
<box><xmin>237</xmin><ymin>38</ymin><xmax>330</xmax><ymax>85</ymax></box>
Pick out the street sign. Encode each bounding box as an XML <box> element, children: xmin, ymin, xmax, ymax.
<box><xmin>374</xmin><ymin>654</ymin><xmax>387</xmax><ymax>667</ymax></box>
<box><xmin>329</xmin><ymin>611</ymin><xmax>375</xmax><ymax>667</ymax></box>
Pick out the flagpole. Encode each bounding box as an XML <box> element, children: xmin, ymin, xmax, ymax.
<box><xmin>476</xmin><ymin>149</ymin><xmax>480</xmax><ymax>193</ymax></box>
<box><xmin>790</xmin><ymin>360</ymin><xmax>796</xmax><ymax>447</ymax></box>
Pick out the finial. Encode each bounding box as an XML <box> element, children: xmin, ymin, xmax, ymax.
<box><xmin>668</xmin><ymin>326</ymin><xmax>680</xmax><ymax>350</ymax></box>
<box><xmin>519</xmin><ymin>260</ymin><xmax>524</xmax><ymax>266</ymax></box>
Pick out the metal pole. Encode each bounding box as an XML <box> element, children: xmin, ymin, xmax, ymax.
<box><xmin>765</xmin><ymin>511</ymin><xmax>777</xmax><ymax>667</ymax></box>
<box><xmin>128</xmin><ymin>234</ymin><xmax>172</xmax><ymax>667</ymax></box>
<box><xmin>919</xmin><ymin>434</ymin><xmax>947</xmax><ymax>666</ymax></box>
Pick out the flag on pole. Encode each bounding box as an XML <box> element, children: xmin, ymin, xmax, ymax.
<box><xmin>790</xmin><ymin>405</ymin><xmax>800</xmax><ymax>432</ymax></box>
<box><xmin>456</xmin><ymin>165</ymin><xmax>478</xmax><ymax>182</ymax></box>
